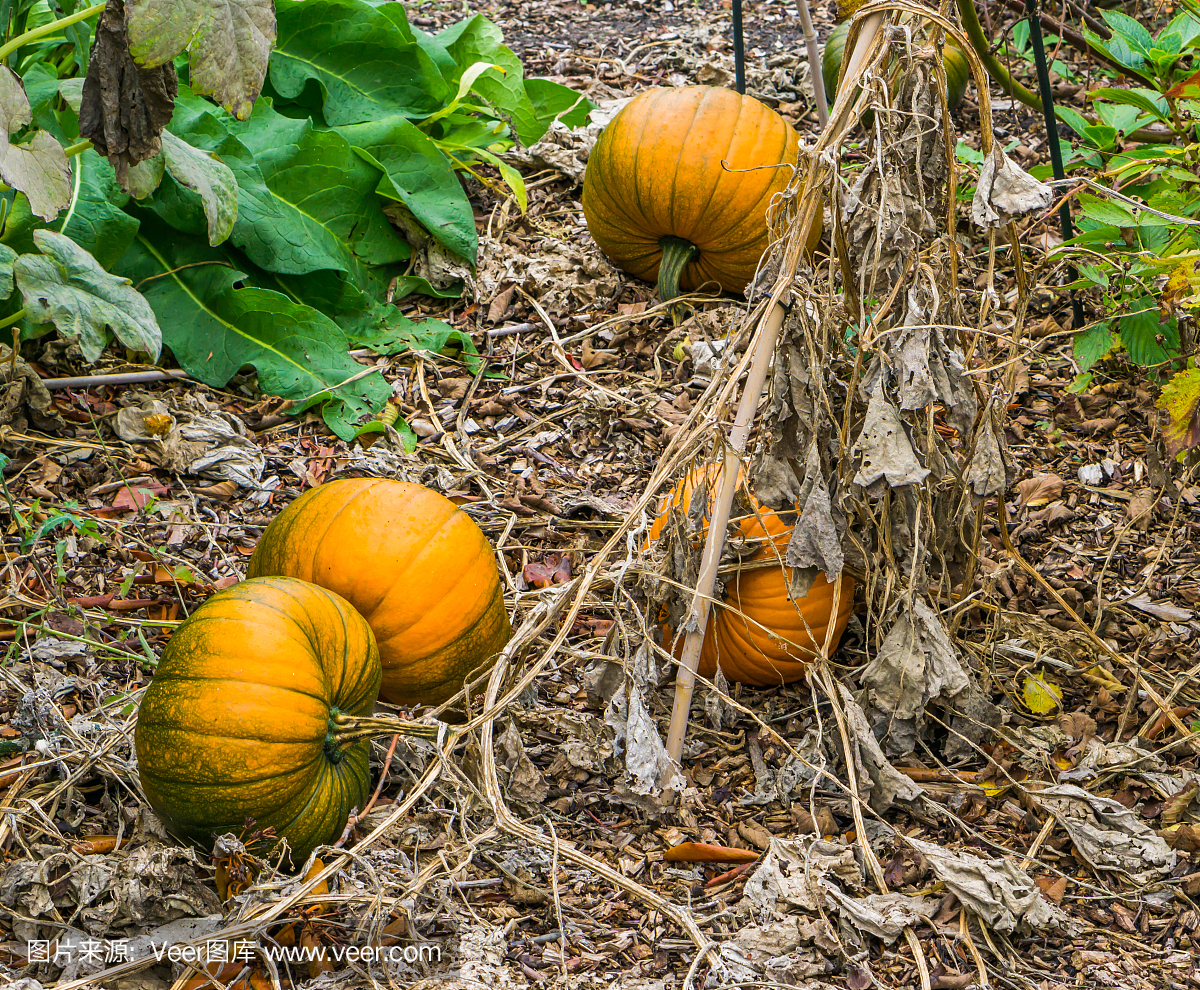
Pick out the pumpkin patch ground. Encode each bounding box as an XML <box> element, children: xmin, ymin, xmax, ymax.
<box><xmin>2</xmin><ymin>0</ymin><xmax>1200</xmax><ymax>988</ymax></box>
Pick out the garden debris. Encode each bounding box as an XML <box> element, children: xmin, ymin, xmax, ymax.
<box><xmin>1034</xmin><ymin>784</ymin><xmax>1177</xmax><ymax>882</ymax></box>
<box><xmin>858</xmin><ymin>598</ymin><xmax>971</xmax><ymax>759</ymax></box>
<box><xmin>0</xmin><ymin>344</ymin><xmax>65</xmax><ymax>436</ymax></box>
<box><xmin>114</xmin><ymin>394</ymin><xmax>266</xmax><ymax>486</ymax></box>
<box><xmin>5</xmin><ymin>1</ymin><xmax>1200</xmax><ymax>987</ymax></box>
<box><xmin>905</xmin><ymin>837</ymin><xmax>1066</xmax><ymax>932</ymax></box>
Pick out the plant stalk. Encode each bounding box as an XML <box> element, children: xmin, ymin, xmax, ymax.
<box><xmin>0</xmin><ymin>1</ymin><xmax>105</xmax><ymax>63</ymax></box>
<box><xmin>657</xmin><ymin>236</ymin><xmax>700</xmax><ymax>301</ymax></box>
<box><xmin>330</xmin><ymin>711</ymin><xmax>448</xmax><ymax>747</ymax></box>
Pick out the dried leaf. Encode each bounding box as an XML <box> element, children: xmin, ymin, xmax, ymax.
<box><xmin>859</xmin><ymin>599</ymin><xmax>970</xmax><ymax>758</ymax></box>
<box><xmin>906</xmin><ymin>836</ymin><xmax>1067</xmax><ymax>932</ymax></box>
<box><xmin>80</xmin><ymin>0</ymin><xmax>179</xmax><ymax>188</ymax></box>
<box><xmin>1016</xmin><ymin>472</ymin><xmax>1062</xmax><ymax>508</ymax></box>
<box><xmin>971</xmin><ymin>147</ymin><xmax>1053</xmax><ymax>228</ymax></box>
<box><xmin>1036</xmin><ymin>784</ymin><xmax>1176</xmax><ymax>882</ymax></box>
<box><xmin>785</xmin><ymin>442</ymin><xmax>844</xmax><ymax>576</ymax></box>
<box><xmin>1125</xmin><ymin>490</ymin><xmax>1155</xmax><ymax>531</ymax></box>
<box><xmin>966</xmin><ymin>412</ymin><xmax>1007</xmax><ymax>497</ymax></box>
<box><xmin>852</xmin><ymin>382</ymin><xmax>929</xmax><ymax>488</ymax></box>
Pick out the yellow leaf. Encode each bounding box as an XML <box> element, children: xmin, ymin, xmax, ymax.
<box><xmin>1022</xmin><ymin>671</ymin><xmax>1063</xmax><ymax>714</ymax></box>
<box><xmin>673</xmin><ymin>337</ymin><xmax>691</xmax><ymax>362</ymax></box>
<box><xmin>1156</xmin><ymin>368</ymin><xmax>1200</xmax><ymax>458</ymax></box>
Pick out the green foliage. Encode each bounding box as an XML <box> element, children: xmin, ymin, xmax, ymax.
<box><xmin>0</xmin><ymin>0</ymin><xmax>593</xmax><ymax>439</ymax></box>
<box><xmin>1050</xmin><ymin>9</ymin><xmax>1200</xmax><ymax>455</ymax></box>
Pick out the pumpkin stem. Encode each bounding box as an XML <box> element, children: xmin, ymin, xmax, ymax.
<box><xmin>657</xmin><ymin>236</ymin><xmax>700</xmax><ymax>301</ymax></box>
<box><xmin>328</xmin><ymin>711</ymin><xmax>449</xmax><ymax>749</ymax></box>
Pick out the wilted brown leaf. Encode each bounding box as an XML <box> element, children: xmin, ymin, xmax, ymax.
<box><xmin>80</xmin><ymin>0</ymin><xmax>178</xmax><ymax>189</ymax></box>
<box><xmin>1016</xmin><ymin>473</ymin><xmax>1063</xmax><ymax>508</ymax></box>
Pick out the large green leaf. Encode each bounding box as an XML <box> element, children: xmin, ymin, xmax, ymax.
<box><xmin>431</xmin><ymin>16</ymin><xmax>545</xmax><ymax>145</ymax></box>
<box><xmin>335</xmin><ymin>116</ymin><xmax>475</xmax><ymax>263</ymax></box>
<box><xmin>167</xmin><ymin>93</ymin><xmax>408</xmax><ymax>275</ymax></box>
<box><xmin>270</xmin><ymin>0</ymin><xmax>448</xmax><ymax>125</ymax></box>
<box><xmin>229</xmin><ymin>100</ymin><xmax>409</xmax><ymax>270</ymax></box>
<box><xmin>16</xmin><ymin>229</ymin><xmax>161</xmax><ymax>362</ymax></box>
<box><xmin>56</xmin><ymin>148</ymin><xmax>142</xmax><ymax>269</ymax></box>
<box><xmin>1119</xmin><ymin>300</ymin><xmax>1180</xmax><ymax>366</ymax></box>
<box><xmin>525</xmin><ymin>78</ymin><xmax>593</xmax><ymax>128</ymax></box>
<box><xmin>114</xmin><ymin>221</ymin><xmax>390</xmax><ymax>440</ymax></box>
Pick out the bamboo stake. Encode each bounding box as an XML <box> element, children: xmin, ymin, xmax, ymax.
<box><xmin>798</xmin><ymin>0</ymin><xmax>830</xmax><ymax>128</ymax></box>
<box><xmin>664</xmin><ymin>9</ymin><xmax>891</xmax><ymax>765</ymax></box>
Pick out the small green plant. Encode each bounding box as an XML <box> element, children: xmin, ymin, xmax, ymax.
<box><xmin>1046</xmin><ymin>8</ymin><xmax>1200</xmax><ymax>456</ymax></box>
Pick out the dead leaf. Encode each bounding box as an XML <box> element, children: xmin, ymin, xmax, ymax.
<box><xmin>79</xmin><ymin>0</ymin><xmax>178</xmax><ymax>189</ymax></box>
<box><xmin>1035</xmin><ymin>876</ymin><xmax>1067</xmax><ymax>904</ymax></box>
<box><xmin>581</xmin><ymin>340</ymin><xmax>619</xmax><ymax>369</ymax></box>
<box><xmin>1125</xmin><ymin>490</ymin><xmax>1155</xmax><ymax>531</ymax></box>
<box><xmin>487</xmin><ymin>284</ymin><xmax>515</xmax><ymax>322</ymax></box>
<box><xmin>1016</xmin><ymin>472</ymin><xmax>1063</xmax><ymax>508</ymax></box>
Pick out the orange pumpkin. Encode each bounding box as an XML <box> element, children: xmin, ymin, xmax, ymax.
<box><xmin>247</xmin><ymin>479</ymin><xmax>511</xmax><ymax>707</ymax></box>
<box><xmin>650</xmin><ymin>468</ymin><xmax>854</xmax><ymax>686</ymax></box>
<box><xmin>135</xmin><ymin>577</ymin><xmax>382</xmax><ymax>866</ymax></box>
<box><xmin>582</xmin><ymin>86</ymin><xmax>801</xmax><ymax>300</ymax></box>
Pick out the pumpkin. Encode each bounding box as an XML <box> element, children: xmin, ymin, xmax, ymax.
<box><xmin>823</xmin><ymin>21</ymin><xmax>969</xmax><ymax>112</ymax></box>
<box><xmin>247</xmin><ymin>479</ymin><xmax>511</xmax><ymax>707</ymax></box>
<box><xmin>135</xmin><ymin>577</ymin><xmax>386</xmax><ymax>866</ymax></box>
<box><xmin>649</xmin><ymin>468</ymin><xmax>855</xmax><ymax>686</ymax></box>
<box><xmin>582</xmin><ymin>86</ymin><xmax>802</xmax><ymax>300</ymax></box>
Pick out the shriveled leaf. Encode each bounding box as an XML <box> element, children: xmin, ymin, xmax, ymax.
<box><xmin>1157</xmin><ymin>367</ymin><xmax>1200</xmax><ymax>456</ymax></box>
<box><xmin>80</xmin><ymin>0</ymin><xmax>178</xmax><ymax>187</ymax></box>
<box><xmin>852</xmin><ymin>382</ymin><xmax>929</xmax><ymax>488</ymax></box>
<box><xmin>1022</xmin><ymin>672</ymin><xmax>1063</xmax><ymax>715</ymax></box>
<box><xmin>270</xmin><ymin>0</ymin><xmax>448</xmax><ymax>125</ymax></box>
<box><xmin>115</xmin><ymin>221</ymin><xmax>390</xmax><ymax>440</ymax></box>
<box><xmin>126</xmin><ymin>0</ymin><xmax>275</xmax><ymax>120</ymax></box>
<box><xmin>15</xmin><ymin>229</ymin><xmax>162</xmax><ymax>362</ymax></box>
<box><xmin>161</xmin><ymin>131</ymin><xmax>238</xmax><ymax>245</ymax></box>
<box><xmin>0</xmin><ymin>67</ymin><xmax>70</xmax><ymax>220</ymax></box>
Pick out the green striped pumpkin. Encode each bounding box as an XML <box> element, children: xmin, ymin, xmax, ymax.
<box><xmin>135</xmin><ymin>577</ymin><xmax>381</xmax><ymax>867</ymax></box>
<box><xmin>823</xmin><ymin>21</ymin><xmax>969</xmax><ymax>111</ymax></box>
